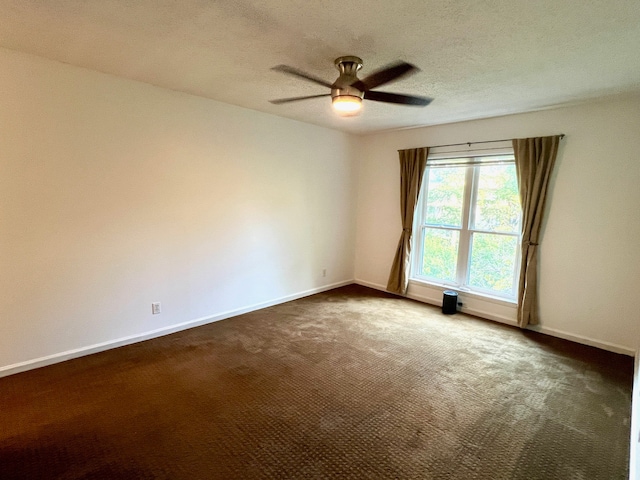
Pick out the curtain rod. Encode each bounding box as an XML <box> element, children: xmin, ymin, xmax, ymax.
<box><xmin>426</xmin><ymin>134</ymin><xmax>565</xmax><ymax>150</ymax></box>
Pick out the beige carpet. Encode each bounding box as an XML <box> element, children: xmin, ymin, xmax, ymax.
<box><xmin>0</xmin><ymin>284</ymin><xmax>632</xmax><ymax>479</ymax></box>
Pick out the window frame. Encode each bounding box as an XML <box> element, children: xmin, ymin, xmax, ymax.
<box><xmin>410</xmin><ymin>153</ymin><xmax>522</xmax><ymax>302</ymax></box>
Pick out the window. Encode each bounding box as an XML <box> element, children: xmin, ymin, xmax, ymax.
<box><xmin>411</xmin><ymin>153</ymin><xmax>521</xmax><ymax>301</ymax></box>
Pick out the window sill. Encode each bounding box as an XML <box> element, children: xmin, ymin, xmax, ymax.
<box><xmin>408</xmin><ymin>278</ymin><xmax>517</xmax><ymax>308</ymax></box>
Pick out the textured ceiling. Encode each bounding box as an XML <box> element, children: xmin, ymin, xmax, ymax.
<box><xmin>0</xmin><ymin>0</ymin><xmax>639</xmax><ymax>134</ymax></box>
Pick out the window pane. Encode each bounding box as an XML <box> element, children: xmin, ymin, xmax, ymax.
<box><xmin>472</xmin><ymin>165</ymin><xmax>520</xmax><ymax>233</ymax></box>
<box><xmin>468</xmin><ymin>233</ymin><xmax>518</xmax><ymax>294</ymax></box>
<box><xmin>420</xmin><ymin>228</ymin><xmax>459</xmax><ymax>282</ymax></box>
<box><xmin>424</xmin><ymin>167</ymin><xmax>465</xmax><ymax>227</ymax></box>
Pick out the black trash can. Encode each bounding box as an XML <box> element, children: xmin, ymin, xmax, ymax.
<box><xmin>442</xmin><ymin>290</ymin><xmax>458</xmax><ymax>315</ymax></box>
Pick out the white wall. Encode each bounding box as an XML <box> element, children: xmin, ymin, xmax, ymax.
<box><xmin>0</xmin><ymin>48</ymin><xmax>357</xmax><ymax>373</ymax></box>
<box><xmin>2</xmin><ymin>45</ymin><xmax>638</xmax><ymax>375</ymax></box>
<box><xmin>354</xmin><ymin>94</ymin><xmax>640</xmax><ymax>354</ymax></box>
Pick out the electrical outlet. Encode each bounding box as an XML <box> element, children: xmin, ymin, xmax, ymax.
<box><xmin>151</xmin><ymin>302</ymin><xmax>161</xmax><ymax>315</ymax></box>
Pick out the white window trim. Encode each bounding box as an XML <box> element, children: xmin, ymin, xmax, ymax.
<box><xmin>410</xmin><ymin>151</ymin><xmax>521</xmax><ymax>302</ymax></box>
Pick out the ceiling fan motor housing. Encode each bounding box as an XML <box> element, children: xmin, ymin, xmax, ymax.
<box><xmin>332</xmin><ymin>56</ymin><xmax>364</xmax><ymax>99</ymax></box>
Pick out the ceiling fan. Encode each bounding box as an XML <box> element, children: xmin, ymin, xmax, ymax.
<box><xmin>269</xmin><ymin>56</ymin><xmax>433</xmax><ymax>116</ymax></box>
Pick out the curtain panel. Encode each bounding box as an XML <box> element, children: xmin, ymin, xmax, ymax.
<box><xmin>513</xmin><ymin>136</ymin><xmax>562</xmax><ymax>327</ymax></box>
<box><xmin>386</xmin><ymin>147</ymin><xmax>429</xmax><ymax>295</ymax></box>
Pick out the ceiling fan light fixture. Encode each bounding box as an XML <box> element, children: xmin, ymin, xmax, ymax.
<box><xmin>332</xmin><ymin>95</ymin><xmax>362</xmax><ymax>116</ymax></box>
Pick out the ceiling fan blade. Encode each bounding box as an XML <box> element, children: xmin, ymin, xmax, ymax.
<box><xmin>351</xmin><ymin>61</ymin><xmax>418</xmax><ymax>91</ymax></box>
<box><xmin>271</xmin><ymin>65</ymin><xmax>334</xmax><ymax>89</ymax></box>
<box><xmin>364</xmin><ymin>90</ymin><xmax>433</xmax><ymax>106</ymax></box>
<box><xmin>269</xmin><ymin>94</ymin><xmax>331</xmax><ymax>105</ymax></box>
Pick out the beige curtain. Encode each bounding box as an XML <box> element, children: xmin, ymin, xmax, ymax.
<box><xmin>513</xmin><ymin>136</ymin><xmax>561</xmax><ymax>327</ymax></box>
<box><xmin>386</xmin><ymin>147</ymin><xmax>429</xmax><ymax>295</ymax></box>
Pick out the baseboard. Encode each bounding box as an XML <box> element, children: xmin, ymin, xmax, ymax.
<box><xmin>354</xmin><ymin>279</ymin><xmax>517</xmax><ymax>326</ymax></box>
<box><xmin>4</xmin><ymin>278</ymin><xmax>632</xmax><ymax>378</ymax></box>
<box><xmin>407</xmin><ymin>290</ymin><xmax>518</xmax><ymax>327</ymax></box>
<box><xmin>353</xmin><ymin>279</ymin><xmax>633</xmax><ymax>356</ymax></box>
<box><xmin>527</xmin><ymin>325</ymin><xmax>634</xmax><ymax>356</ymax></box>
<box><xmin>0</xmin><ymin>279</ymin><xmax>354</xmax><ymax>378</ymax></box>
<box><xmin>631</xmin><ymin>349</ymin><xmax>640</xmax><ymax>480</ymax></box>
<box><xmin>353</xmin><ymin>279</ymin><xmax>388</xmax><ymax>293</ymax></box>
